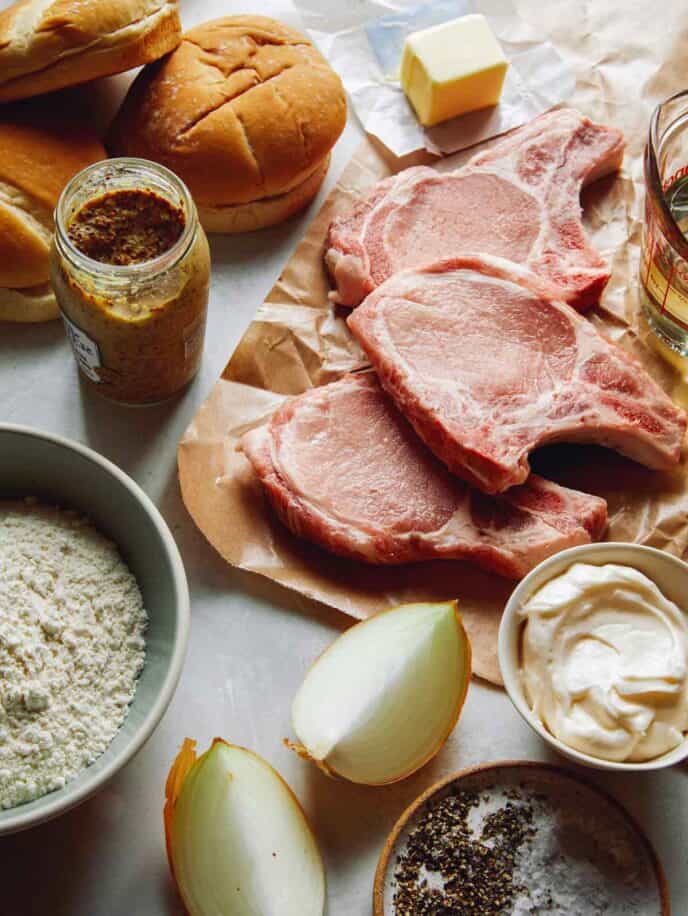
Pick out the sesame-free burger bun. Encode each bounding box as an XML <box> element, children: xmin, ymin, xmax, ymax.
<box><xmin>0</xmin><ymin>116</ymin><xmax>106</xmax><ymax>288</ymax></box>
<box><xmin>197</xmin><ymin>156</ymin><xmax>331</xmax><ymax>235</ymax></box>
<box><xmin>107</xmin><ymin>16</ymin><xmax>347</xmax><ymax>232</ymax></box>
<box><xmin>0</xmin><ymin>0</ymin><xmax>181</xmax><ymax>103</ymax></box>
<box><xmin>0</xmin><ymin>283</ymin><xmax>58</xmax><ymax>323</ymax></box>
<box><xmin>0</xmin><ymin>111</ymin><xmax>105</xmax><ymax>320</ymax></box>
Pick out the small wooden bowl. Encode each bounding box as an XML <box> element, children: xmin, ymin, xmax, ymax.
<box><xmin>373</xmin><ymin>760</ymin><xmax>670</xmax><ymax>916</ymax></box>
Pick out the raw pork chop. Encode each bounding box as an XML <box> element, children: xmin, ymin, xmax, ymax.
<box><xmin>240</xmin><ymin>373</ymin><xmax>607</xmax><ymax>578</ymax></box>
<box><xmin>348</xmin><ymin>255</ymin><xmax>687</xmax><ymax>494</ymax></box>
<box><xmin>326</xmin><ymin>108</ymin><xmax>624</xmax><ymax>310</ymax></box>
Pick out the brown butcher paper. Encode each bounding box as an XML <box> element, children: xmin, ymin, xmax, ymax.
<box><xmin>178</xmin><ymin>0</ymin><xmax>688</xmax><ymax>685</ymax></box>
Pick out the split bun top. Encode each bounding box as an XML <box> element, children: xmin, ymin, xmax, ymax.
<box><xmin>0</xmin><ymin>110</ymin><xmax>105</xmax><ymax>290</ymax></box>
<box><xmin>0</xmin><ymin>0</ymin><xmax>182</xmax><ymax>103</ymax></box>
<box><xmin>107</xmin><ymin>16</ymin><xmax>347</xmax><ymax>227</ymax></box>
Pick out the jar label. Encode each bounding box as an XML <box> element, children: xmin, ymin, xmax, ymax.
<box><xmin>61</xmin><ymin>314</ymin><xmax>102</xmax><ymax>382</ymax></box>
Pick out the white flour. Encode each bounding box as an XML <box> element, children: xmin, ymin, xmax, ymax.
<box><xmin>0</xmin><ymin>500</ymin><xmax>147</xmax><ymax>809</ymax></box>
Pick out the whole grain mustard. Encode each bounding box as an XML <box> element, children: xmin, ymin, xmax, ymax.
<box><xmin>50</xmin><ymin>159</ymin><xmax>210</xmax><ymax>405</ymax></box>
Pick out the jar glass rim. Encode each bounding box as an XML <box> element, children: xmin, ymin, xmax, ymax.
<box><xmin>646</xmin><ymin>88</ymin><xmax>688</xmax><ymax>262</ymax></box>
<box><xmin>54</xmin><ymin>157</ymin><xmax>197</xmax><ymax>279</ymax></box>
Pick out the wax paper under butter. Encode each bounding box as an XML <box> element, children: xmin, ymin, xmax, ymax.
<box><xmin>296</xmin><ymin>0</ymin><xmax>575</xmax><ymax>158</ymax></box>
<box><xmin>178</xmin><ymin>0</ymin><xmax>688</xmax><ymax>686</ymax></box>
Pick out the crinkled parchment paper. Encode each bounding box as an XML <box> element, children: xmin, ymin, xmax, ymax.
<box><xmin>179</xmin><ymin>0</ymin><xmax>688</xmax><ymax>685</ymax></box>
<box><xmin>295</xmin><ymin>0</ymin><xmax>575</xmax><ymax>157</ymax></box>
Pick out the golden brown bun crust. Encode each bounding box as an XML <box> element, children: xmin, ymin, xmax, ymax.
<box><xmin>107</xmin><ymin>16</ymin><xmax>347</xmax><ymax>209</ymax></box>
<box><xmin>0</xmin><ymin>109</ymin><xmax>105</xmax><ymax>288</ymax></box>
<box><xmin>0</xmin><ymin>0</ymin><xmax>181</xmax><ymax>103</ymax></box>
<box><xmin>0</xmin><ymin>202</ymin><xmax>51</xmax><ymax>288</ymax></box>
<box><xmin>0</xmin><ymin>115</ymin><xmax>106</xmax><ymax>207</ymax></box>
<box><xmin>0</xmin><ymin>283</ymin><xmax>59</xmax><ymax>323</ymax></box>
<box><xmin>199</xmin><ymin>155</ymin><xmax>330</xmax><ymax>234</ymax></box>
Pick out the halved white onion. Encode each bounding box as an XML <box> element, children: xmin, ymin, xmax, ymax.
<box><xmin>290</xmin><ymin>601</ymin><xmax>471</xmax><ymax>786</ymax></box>
<box><xmin>164</xmin><ymin>738</ymin><xmax>325</xmax><ymax>916</ymax></box>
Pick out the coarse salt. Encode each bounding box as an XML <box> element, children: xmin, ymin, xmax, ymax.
<box><xmin>392</xmin><ymin>778</ymin><xmax>660</xmax><ymax>915</ymax></box>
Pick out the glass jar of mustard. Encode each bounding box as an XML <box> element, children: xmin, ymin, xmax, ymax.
<box><xmin>50</xmin><ymin>158</ymin><xmax>211</xmax><ymax>405</ymax></box>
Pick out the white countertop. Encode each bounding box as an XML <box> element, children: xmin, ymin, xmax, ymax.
<box><xmin>1</xmin><ymin>1</ymin><xmax>687</xmax><ymax>913</ymax></box>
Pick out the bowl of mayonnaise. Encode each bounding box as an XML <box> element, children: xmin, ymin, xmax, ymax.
<box><xmin>499</xmin><ymin>542</ymin><xmax>688</xmax><ymax>771</ymax></box>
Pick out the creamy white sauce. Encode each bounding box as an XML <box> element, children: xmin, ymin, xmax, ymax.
<box><xmin>520</xmin><ymin>562</ymin><xmax>688</xmax><ymax>762</ymax></box>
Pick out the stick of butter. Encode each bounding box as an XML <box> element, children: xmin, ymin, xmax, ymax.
<box><xmin>400</xmin><ymin>14</ymin><xmax>509</xmax><ymax>128</ymax></box>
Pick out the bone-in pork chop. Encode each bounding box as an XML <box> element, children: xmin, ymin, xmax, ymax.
<box><xmin>348</xmin><ymin>255</ymin><xmax>687</xmax><ymax>494</ymax></box>
<box><xmin>326</xmin><ymin>108</ymin><xmax>624</xmax><ymax>310</ymax></box>
<box><xmin>240</xmin><ymin>374</ymin><xmax>607</xmax><ymax>578</ymax></box>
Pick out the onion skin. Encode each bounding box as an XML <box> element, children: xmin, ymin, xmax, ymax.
<box><xmin>164</xmin><ymin>737</ymin><xmax>198</xmax><ymax>890</ymax></box>
<box><xmin>283</xmin><ymin>738</ymin><xmax>339</xmax><ymax>780</ymax></box>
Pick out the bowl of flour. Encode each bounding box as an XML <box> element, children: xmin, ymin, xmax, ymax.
<box><xmin>0</xmin><ymin>424</ymin><xmax>189</xmax><ymax>834</ymax></box>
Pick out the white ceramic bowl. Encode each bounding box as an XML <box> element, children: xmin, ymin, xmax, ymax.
<box><xmin>0</xmin><ymin>424</ymin><xmax>189</xmax><ymax>834</ymax></box>
<box><xmin>498</xmin><ymin>542</ymin><xmax>688</xmax><ymax>772</ymax></box>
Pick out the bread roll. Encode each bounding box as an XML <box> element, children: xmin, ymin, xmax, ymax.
<box><xmin>0</xmin><ymin>284</ymin><xmax>58</xmax><ymax>323</ymax></box>
<box><xmin>108</xmin><ymin>16</ymin><xmax>347</xmax><ymax>232</ymax></box>
<box><xmin>198</xmin><ymin>157</ymin><xmax>331</xmax><ymax>235</ymax></box>
<box><xmin>0</xmin><ymin>0</ymin><xmax>181</xmax><ymax>103</ymax></box>
<box><xmin>0</xmin><ymin>109</ymin><xmax>105</xmax><ymax>321</ymax></box>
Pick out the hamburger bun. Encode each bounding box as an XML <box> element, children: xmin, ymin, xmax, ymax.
<box><xmin>0</xmin><ymin>107</ymin><xmax>105</xmax><ymax>321</ymax></box>
<box><xmin>198</xmin><ymin>156</ymin><xmax>331</xmax><ymax>235</ymax></box>
<box><xmin>0</xmin><ymin>0</ymin><xmax>182</xmax><ymax>104</ymax></box>
<box><xmin>107</xmin><ymin>16</ymin><xmax>347</xmax><ymax>233</ymax></box>
<box><xmin>0</xmin><ymin>283</ymin><xmax>58</xmax><ymax>323</ymax></box>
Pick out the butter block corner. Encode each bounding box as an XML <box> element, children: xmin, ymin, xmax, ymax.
<box><xmin>400</xmin><ymin>14</ymin><xmax>509</xmax><ymax>128</ymax></box>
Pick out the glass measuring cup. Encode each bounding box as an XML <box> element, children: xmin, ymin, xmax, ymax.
<box><xmin>641</xmin><ymin>89</ymin><xmax>688</xmax><ymax>354</ymax></box>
